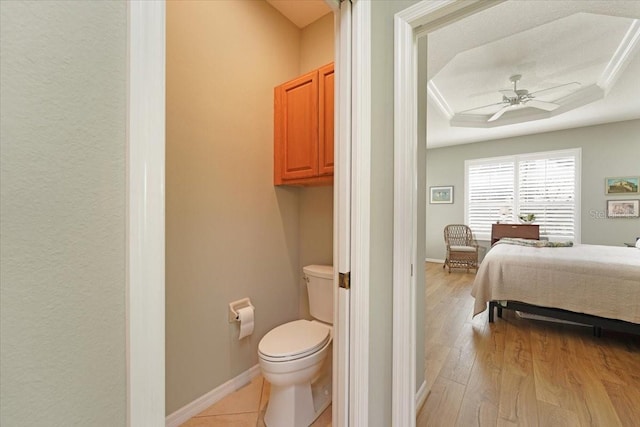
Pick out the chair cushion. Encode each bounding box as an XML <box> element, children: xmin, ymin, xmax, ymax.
<box><xmin>450</xmin><ymin>245</ymin><xmax>476</xmax><ymax>252</ymax></box>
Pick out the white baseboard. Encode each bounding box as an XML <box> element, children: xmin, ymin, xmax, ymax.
<box><xmin>425</xmin><ymin>258</ymin><xmax>444</xmax><ymax>264</ymax></box>
<box><xmin>415</xmin><ymin>380</ymin><xmax>428</xmax><ymax>412</ymax></box>
<box><xmin>165</xmin><ymin>364</ymin><xmax>262</xmax><ymax>427</ymax></box>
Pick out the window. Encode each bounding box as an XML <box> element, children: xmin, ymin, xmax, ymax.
<box><xmin>465</xmin><ymin>148</ymin><xmax>581</xmax><ymax>242</ymax></box>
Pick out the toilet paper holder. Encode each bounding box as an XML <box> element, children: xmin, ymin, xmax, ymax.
<box><xmin>228</xmin><ymin>298</ymin><xmax>255</xmax><ymax>323</ymax></box>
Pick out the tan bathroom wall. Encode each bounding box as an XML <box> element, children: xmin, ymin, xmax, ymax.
<box><xmin>165</xmin><ymin>0</ymin><xmax>303</xmax><ymax>414</ymax></box>
<box><xmin>297</xmin><ymin>13</ymin><xmax>335</xmax><ymax>319</ymax></box>
<box><xmin>298</xmin><ymin>187</ymin><xmax>334</xmax><ymax>319</ymax></box>
<box><xmin>300</xmin><ymin>12</ymin><xmax>335</xmax><ymax>74</ymax></box>
<box><xmin>1</xmin><ymin>1</ymin><xmax>127</xmax><ymax>425</ymax></box>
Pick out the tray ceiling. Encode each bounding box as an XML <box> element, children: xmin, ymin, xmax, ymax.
<box><xmin>426</xmin><ymin>1</ymin><xmax>640</xmax><ymax>147</ymax></box>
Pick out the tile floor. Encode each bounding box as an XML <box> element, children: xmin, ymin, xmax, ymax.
<box><xmin>181</xmin><ymin>374</ymin><xmax>332</xmax><ymax>427</ymax></box>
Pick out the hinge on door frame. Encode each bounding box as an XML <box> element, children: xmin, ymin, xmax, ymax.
<box><xmin>339</xmin><ymin>272</ymin><xmax>350</xmax><ymax>289</ymax></box>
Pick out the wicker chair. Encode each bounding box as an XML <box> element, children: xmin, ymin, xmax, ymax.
<box><xmin>443</xmin><ymin>224</ymin><xmax>479</xmax><ymax>273</ymax></box>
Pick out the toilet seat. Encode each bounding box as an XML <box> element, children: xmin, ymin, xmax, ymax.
<box><xmin>259</xmin><ymin>320</ymin><xmax>331</xmax><ymax>362</ymax></box>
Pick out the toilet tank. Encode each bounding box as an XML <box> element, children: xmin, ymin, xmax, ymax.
<box><xmin>303</xmin><ymin>265</ymin><xmax>333</xmax><ymax>324</ymax></box>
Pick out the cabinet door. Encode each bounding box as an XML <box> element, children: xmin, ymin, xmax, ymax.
<box><xmin>318</xmin><ymin>63</ymin><xmax>334</xmax><ymax>176</ymax></box>
<box><xmin>275</xmin><ymin>70</ymin><xmax>318</xmax><ymax>182</ymax></box>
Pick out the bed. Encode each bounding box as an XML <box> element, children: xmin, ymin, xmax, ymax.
<box><xmin>471</xmin><ymin>240</ymin><xmax>640</xmax><ymax>335</ymax></box>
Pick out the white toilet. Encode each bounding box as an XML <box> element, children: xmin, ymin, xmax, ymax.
<box><xmin>258</xmin><ymin>264</ymin><xmax>333</xmax><ymax>427</ymax></box>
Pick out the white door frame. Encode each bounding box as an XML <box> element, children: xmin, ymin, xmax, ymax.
<box><xmin>392</xmin><ymin>1</ymin><xmax>503</xmax><ymax>425</ymax></box>
<box><xmin>127</xmin><ymin>1</ymin><xmax>166</xmax><ymax>425</ymax></box>
<box><xmin>332</xmin><ymin>0</ymin><xmax>372</xmax><ymax>425</ymax></box>
<box><xmin>348</xmin><ymin>0</ymin><xmax>372</xmax><ymax>425</ymax></box>
<box><xmin>329</xmin><ymin>1</ymin><xmax>353</xmax><ymax>426</ymax></box>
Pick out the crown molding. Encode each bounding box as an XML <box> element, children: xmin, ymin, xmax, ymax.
<box><xmin>598</xmin><ymin>19</ymin><xmax>640</xmax><ymax>93</ymax></box>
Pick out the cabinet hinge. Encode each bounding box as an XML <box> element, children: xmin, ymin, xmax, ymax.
<box><xmin>339</xmin><ymin>272</ymin><xmax>350</xmax><ymax>289</ymax></box>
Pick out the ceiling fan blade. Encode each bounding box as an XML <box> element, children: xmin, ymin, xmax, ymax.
<box><xmin>525</xmin><ymin>99</ymin><xmax>560</xmax><ymax>111</ymax></box>
<box><xmin>499</xmin><ymin>89</ymin><xmax>518</xmax><ymax>98</ymax></box>
<box><xmin>457</xmin><ymin>101</ymin><xmax>507</xmax><ymax>114</ymax></box>
<box><xmin>528</xmin><ymin>82</ymin><xmax>580</xmax><ymax>97</ymax></box>
<box><xmin>488</xmin><ymin>105</ymin><xmax>512</xmax><ymax>122</ymax></box>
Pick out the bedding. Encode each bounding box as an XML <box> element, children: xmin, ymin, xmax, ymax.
<box><xmin>471</xmin><ymin>243</ymin><xmax>640</xmax><ymax>324</ymax></box>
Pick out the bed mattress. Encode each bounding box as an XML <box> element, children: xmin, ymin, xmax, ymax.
<box><xmin>471</xmin><ymin>243</ymin><xmax>640</xmax><ymax>324</ymax></box>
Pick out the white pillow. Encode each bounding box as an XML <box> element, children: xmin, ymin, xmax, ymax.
<box><xmin>636</xmin><ymin>239</ymin><xmax>640</xmax><ymax>249</ymax></box>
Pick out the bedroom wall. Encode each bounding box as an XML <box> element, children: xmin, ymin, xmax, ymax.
<box><xmin>426</xmin><ymin>119</ymin><xmax>640</xmax><ymax>261</ymax></box>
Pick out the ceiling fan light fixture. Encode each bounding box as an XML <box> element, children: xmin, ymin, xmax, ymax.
<box><xmin>458</xmin><ymin>74</ymin><xmax>580</xmax><ymax>124</ymax></box>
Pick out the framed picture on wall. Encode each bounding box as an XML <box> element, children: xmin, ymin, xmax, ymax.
<box><xmin>429</xmin><ymin>186</ymin><xmax>453</xmax><ymax>204</ymax></box>
<box><xmin>606</xmin><ymin>199</ymin><xmax>639</xmax><ymax>218</ymax></box>
<box><xmin>605</xmin><ymin>176</ymin><xmax>639</xmax><ymax>194</ymax></box>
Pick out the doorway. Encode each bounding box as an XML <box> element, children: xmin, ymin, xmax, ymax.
<box><xmin>392</xmin><ymin>1</ymin><xmax>504</xmax><ymax>425</ymax></box>
<box><xmin>127</xmin><ymin>1</ymin><xmax>350</xmax><ymax>425</ymax></box>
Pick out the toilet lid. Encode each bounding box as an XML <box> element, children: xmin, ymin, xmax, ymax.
<box><xmin>259</xmin><ymin>320</ymin><xmax>330</xmax><ymax>360</ymax></box>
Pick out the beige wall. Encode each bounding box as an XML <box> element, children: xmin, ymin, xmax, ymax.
<box><xmin>297</xmin><ymin>13</ymin><xmax>335</xmax><ymax>319</ymax></box>
<box><xmin>166</xmin><ymin>1</ymin><xmax>334</xmax><ymax>414</ymax></box>
<box><xmin>298</xmin><ymin>187</ymin><xmax>334</xmax><ymax>318</ymax></box>
<box><xmin>300</xmin><ymin>12</ymin><xmax>334</xmax><ymax>74</ymax></box>
<box><xmin>0</xmin><ymin>1</ymin><xmax>127</xmax><ymax>425</ymax></box>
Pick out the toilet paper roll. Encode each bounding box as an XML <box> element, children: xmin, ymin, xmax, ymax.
<box><xmin>237</xmin><ymin>306</ymin><xmax>254</xmax><ymax>340</ymax></box>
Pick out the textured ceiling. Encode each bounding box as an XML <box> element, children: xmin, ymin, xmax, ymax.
<box><xmin>432</xmin><ymin>13</ymin><xmax>632</xmax><ymax>113</ymax></box>
<box><xmin>426</xmin><ymin>0</ymin><xmax>640</xmax><ymax>147</ymax></box>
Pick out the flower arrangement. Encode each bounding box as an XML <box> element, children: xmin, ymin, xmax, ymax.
<box><xmin>518</xmin><ymin>213</ymin><xmax>536</xmax><ymax>224</ymax></box>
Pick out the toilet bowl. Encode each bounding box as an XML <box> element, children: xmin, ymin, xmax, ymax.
<box><xmin>258</xmin><ymin>265</ymin><xmax>333</xmax><ymax>427</ymax></box>
<box><xmin>259</xmin><ymin>320</ymin><xmax>332</xmax><ymax>427</ymax></box>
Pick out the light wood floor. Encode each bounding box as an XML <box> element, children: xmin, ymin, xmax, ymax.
<box><xmin>417</xmin><ymin>262</ymin><xmax>640</xmax><ymax>427</ymax></box>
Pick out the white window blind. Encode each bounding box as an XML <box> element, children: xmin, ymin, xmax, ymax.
<box><xmin>518</xmin><ymin>155</ymin><xmax>576</xmax><ymax>240</ymax></box>
<box><xmin>465</xmin><ymin>149</ymin><xmax>580</xmax><ymax>242</ymax></box>
<box><xmin>467</xmin><ymin>161</ymin><xmax>514</xmax><ymax>239</ymax></box>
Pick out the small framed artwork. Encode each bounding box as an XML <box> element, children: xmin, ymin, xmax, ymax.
<box><xmin>605</xmin><ymin>176</ymin><xmax>639</xmax><ymax>194</ymax></box>
<box><xmin>430</xmin><ymin>186</ymin><xmax>453</xmax><ymax>204</ymax></box>
<box><xmin>606</xmin><ymin>199</ymin><xmax>639</xmax><ymax>218</ymax></box>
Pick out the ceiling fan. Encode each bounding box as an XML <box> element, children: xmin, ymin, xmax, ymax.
<box><xmin>459</xmin><ymin>74</ymin><xmax>581</xmax><ymax>122</ymax></box>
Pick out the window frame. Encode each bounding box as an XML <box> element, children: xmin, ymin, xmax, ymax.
<box><xmin>464</xmin><ymin>148</ymin><xmax>581</xmax><ymax>243</ymax></box>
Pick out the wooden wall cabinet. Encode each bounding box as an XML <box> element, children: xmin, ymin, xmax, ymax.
<box><xmin>491</xmin><ymin>223</ymin><xmax>540</xmax><ymax>246</ymax></box>
<box><xmin>274</xmin><ymin>63</ymin><xmax>334</xmax><ymax>186</ymax></box>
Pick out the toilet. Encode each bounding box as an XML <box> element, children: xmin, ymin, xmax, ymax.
<box><xmin>258</xmin><ymin>264</ymin><xmax>333</xmax><ymax>427</ymax></box>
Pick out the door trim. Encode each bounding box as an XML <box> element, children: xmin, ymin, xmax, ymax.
<box><xmin>332</xmin><ymin>0</ymin><xmax>352</xmax><ymax>426</ymax></box>
<box><xmin>126</xmin><ymin>1</ymin><xmax>165</xmax><ymax>426</ymax></box>
<box><xmin>392</xmin><ymin>1</ymin><xmax>503</xmax><ymax>425</ymax></box>
<box><xmin>350</xmin><ymin>0</ymin><xmax>372</xmax><ymax>425</ymax></box>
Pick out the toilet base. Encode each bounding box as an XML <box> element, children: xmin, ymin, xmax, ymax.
<box><xmin>264</xmin><ymin>366</ymin><xmax>332</xmax><ymax>427</ymax></box>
